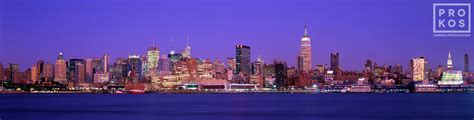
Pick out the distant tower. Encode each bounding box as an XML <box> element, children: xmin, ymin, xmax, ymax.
<box><xmin>182</xmin><ymin>34</ymin><xmax>192</xmax><ymax>59</ymax></box>
<box><xmin>54</xmin><ymin>52</ymin><xmax>67</xmax><ymax>84</ymax></box>
<box><xmin>147</xmin><ymin>39</ymin><xmax>160</xmax><ymax>71</ymax></box>
<box><xmin>102</xmin><ymin>54</ymin><xmax>110</xmax><ymax>73</ymax></box>
<box><xmin>236</xmin><ymin>45</ymin><xmax>251</xmax><ymax>76</ymax></box>
<box><xmin>330</xmin><ymin>53</ymin><xmax>340</xmax><ymax>80</ymax></box>
<box><xmin>298</xmin><ymin>25</ymin><xmax>312</xmax><ymax>72</ymax></box>
<box><xmin>447</xmin><ymin>52</ymin><xmax>453</xmax><ymax>70</ymax></box>
<box><xmin>412</xmin><ymin>57</ymin><xmax>427</xmax><ymax>81</ymax></box>
<box><xmin>330</xmin><ymin>53</ymin><xmax>340</xmax><ymax>72</ymax></box>
<box><xmin>465</xmin><ymin>54</ymin><xmax>469</xmax><ymax>72</ymax></box>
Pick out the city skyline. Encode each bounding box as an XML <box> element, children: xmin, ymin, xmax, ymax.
<box><xmin>1</xmin><ymin>0</ymin><xmax>473</xmax><ymax>71</ymax></box>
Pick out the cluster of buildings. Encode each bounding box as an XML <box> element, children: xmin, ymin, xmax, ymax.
<box><xmin>0</xmin><ymin>26</ymin><xmax>473</xmax><ymax>93</ymax></box>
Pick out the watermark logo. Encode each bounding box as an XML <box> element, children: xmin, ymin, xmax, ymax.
<box><xmin>433</xmin><ymin>3</ymin><xmax>471</xmax><ymax>37</ymax></box>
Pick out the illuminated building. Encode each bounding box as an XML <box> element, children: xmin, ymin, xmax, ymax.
<box><xmin>330</xmin><ymin>53</ymin><xmax>340</xmax><ymax>80</ymax></box>
<box><xmin>298</xmin><ymin>25</ymin><xmax>312</xmax><ymax>72</ymax></box>
<box><xmin>43</xmin><ymin>61</ymin><xmax>54</xmax><ymax>79</ymax></box>
<box><xmin>75</xmin><ymin>63</ymin><xmax>85</xmax><ymax>83</ymax></box>
<box><xmin>158</xmin><ymin>55</ymin><xmax>171</xmax><ymax>76</ymax></box>
<box><xmin>128</xmin><ymin>55</ymin><xmax>143</xmax><ymax>80</ymax></box>
<box><xmin>31</xmin><ymin>66</ymin><xmax>38</xmax><ymax>84</ymax></box>
<box><xmin>213</xmin><ymin>58</ymin><xmax>226</xmax><ymax>79</ymax></box>
<box><xmin>147</xmin><ymin>43</ymin><xmax>160</xmax><ymax>72</ymax></box>
<box><xmin>9</xmin><ymin>63</ymin><xmax>20</xmax><ymax>83</ymax></box>
<box><xmin>102</xmin><ymin>54</ymin><xmax>110</xmax><ymax>73</ymax></box>
<box><xmin>411</xmin><ymin>57</ymin><xmax>427</xmax><ymax>81</ymax></box>
<box><xmin>252</xmin><ymin>55</ymin><xmax>264</xmax><ymax>75</ymax></box>
<box><xmin>435</xmin><ymin>65</ymin><xmax>444</xmax><ymax>79</ymax></box>
<box><xmin>236</xmin><ymin>45</ymin><xmax>251</xmax><ymax>75</ymax></box>
<box><xmin>315</xmin><ymin>64</ymin><xmax>325</xmax><ymax>74</ymax></box>
<box><xmin>94</xmin><ymin>73</ymin><xmax>110</xmax><ymax>83</ymax></box>
<box><xmin>227</xmin><ymin>58</ymin><xmax>236</xmax><ymax>73</ymax></box>
<box><xmin>36</xmin><ymin>60</ymin><xmax>44</xmax><ymax>79</ymax></box>
<box><xmin>182</xmin><ymin>34</ymin><xmax>192</xmax><ymax>59</ymax></box>
<box><xmin>111</xmin><ymin>58</ymin><xmax>127</xmax><ymax>83</ymax></box>
<box><xmin>197</xmin><ymin>59</ymin><xmax>214</xmax><ymax>79</ymax></box>
<box><xmin>85</xmin><ymin>58</ymin><xmax>94</xmax><ymax>83</ymax></box>
<box><xmin>447</xmin><ymin>52</ymin><xmax>453</xmax><ymax>70</ymax></box>
<box><xmin>438</xmin><ymin>70</ymin><xmax>463</xmax><ymax>85</ymax></box>
<box><xmin>68</xmin><ymin>59</ymin><xmax>84</xmax><ymax>82</ymax></box>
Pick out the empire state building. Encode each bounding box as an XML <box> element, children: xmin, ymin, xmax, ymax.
<box><xmin>298</xmin><ymin>25</ymin><xmax>312</xmax><ymax>72</ymax></box>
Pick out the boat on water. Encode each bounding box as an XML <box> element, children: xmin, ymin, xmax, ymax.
<box><xmin>129</xmin><ymin>89</ymin><xmax>145</xmax><ymax>94</ymax></box>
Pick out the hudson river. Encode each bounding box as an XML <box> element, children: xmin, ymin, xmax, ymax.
<box><xmin>0</xmin><ymin>94</ymin><xmax>473</xmax><ymax>120</ymax></box>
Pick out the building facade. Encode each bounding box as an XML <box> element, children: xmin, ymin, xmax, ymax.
<box><xmin>298</xmin><ymin>25</ymin><xmax>312</xmax><ymax>72</ymax></box>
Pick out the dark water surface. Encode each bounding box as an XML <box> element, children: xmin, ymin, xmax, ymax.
<box><xmin>0</xmin><ymin>94</ymin><xmax>473</xmax><ymax>120</ymax></box>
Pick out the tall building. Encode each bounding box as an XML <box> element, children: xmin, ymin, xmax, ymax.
<box><xmin>465</xmin><ymin>54</ymin><xmax>469</xmax><ymax>72</ymax></box>
<box><xmin>158</xmin><ymin>55</ymin><xmax>171</xmax><ymax>76</ymax></box>
<box><xmin>36</xmin><ymin>60</ymin><xmax>44</xmax><ymax>79</ymax></box>
<box><xmin>412</xmin><ymin>57</ymin><xmax>427</xmax><ymax>81</ymax></box>
<box><xmin>227</xmin><ymin>58</ymin><xmax>236</xmax><ymax>73</ymax></box>
<box><xmin>68</xmin><ymin>59</ymin><xmax>84</xmax><ymax>83</ymax></box>
<box><xmin>298</xmin><ymin>25</ymin><xmax>312</xmax><ymax>72</ymax></box>
<box><xmin>102</xmin><ymin>54</ymin><xmax>110</xmax><ymax>73</ymax></box>
<box><xmin>31</xmin><ymin>66</ymin><xmax>38</xmax><ymax>84</ymax></box>
<box><xmin>146</xmin><ymin>39</ymin><xmax>160</xmax><ymax>73</ymax></box>
<box><xmin>43</xmin><ymin>61</ymin><xmax>54</xmax><ymax>79</ymax></box>
<box><xmin>75</xmin><ymin>63</ymin><xmax>85</xmax><ymax>83</ymax></box>
<box><xmin>9</xmin><ymin>63</ymin><xmax>20</xmax><ymax>83</ymax></box>
<box><xmin>236</xmin><ymin>45</ymin><xmax>251</xmax><ymax>75</ymax></box>
<box><xmin>274</xmin><ymin>60</ymin><xmax>287</xmax><ymax>88</ymax></box>
<box><xmin>330</xmin><ymin>53</ymin><xmax>340</xmax><ymax>80</ymax></box>
<box><xmin>252</xmin><ymin>55</ymin><xmax>264</xmax><ymax>75</ymax></box>
<box><xmin>447</xmin><ymin>52</ymin><xmax>453</xmax><ymax>70</ymax></box>
<box><xmin>54</xmin><ymin>53</ymin><xmax>67</xmax><ymax>83</ymax></box>
<box><xmin>182</xmin><ymin>34</ymin><xmax>192</xmax><ymax>59</ymax></box>
<box><xmin>85</xmin><ymin>58</ymin><xmax>94</xmax><ymax>83</ymax></box>
<box><xmin>128</xmin><ymin>55</ymin><xmax>143</xmax><ymax>80</ymax></box>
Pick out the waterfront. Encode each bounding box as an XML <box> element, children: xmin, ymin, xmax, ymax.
<box><xmin>0</xmin><ymin>94</ymin><xmax>473</xmax><ymax>120</ymax></box>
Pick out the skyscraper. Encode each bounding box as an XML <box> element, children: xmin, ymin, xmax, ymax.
<box><xmin>43</xmin><ymin>61</ymin><xmax>54</xmax><ymax>79</ymax></box>
<box><xmin>330</xmin><ymin>53</ymin><xmax>340</xmax><ymax>72</ymax></box>
<box><xmin>102</xmin><ymin>54</ymin><xmax>110</xmax><ymax>73</ymax></box>
<box><xmin>36</xmin><ymin>60</ymin><xmax>44</xmax><ymax>79</ymax></box>
<box><xmin>412</xmin><ymin>57</ymin><xmax>427</xmax><ymax>81</ymax></box>
<box><xmin>54</xmin><ymin>53</ymin><xmax>68</xmax><ymax>84</ymax></box>
<box><xmin>75</xmin><ymin>63</ymin><xmax>85</xmax><ymax>83</ymax></box>
<box><xmin>147</xmin><ymin>43</ymin><xmax>160</xmax><ymax>72</ymax></box>
<box><xmin>68</xmin><ymin>59</ymin><xmax>84</xmax><ymax>83</ymax></box>
<box><xmin>128</xmin><ymin>55</ymin><xmax>143</xmax><ymax>80</ymax></box>
<box><xmin>252</xmin><ymin>55</ymin><xmax>264</xmax><ymax>75</ymax></box>
<box><xmin>158</xmin><ymin>55</ymin><xmax>171</xmax><ymax>76</ymax></box>
<box><xmin>236</xmin><ymin>45</ymin><xmax>251</xmax><ymax>75</ymax></box>
<box><xmin>31</xmin><ymin>66</ymin><xmax>38</xmax><ymax>84</ymax></box>
<box><xmin>465</xmin><ymin>54</ymin><xmax>469</xmax><ymax>72</ymax></box>
<box><xmin>182</xmin><ymin>34</ymin><xmax>192</xmax><ymax>59</ymax></box>
<box><xmin>298</xmin><ymin>25</ymin><xmax>312</xmax><ymax>72</ymax></box>
<box><xmin>227</xmin><ymin>58</ymin><xmax>236</xmax><ymax>73</ymax></box>
<box><xmin>274</xmin><ymin>60</ymin><xmax>287</xmax><ymax>88</ymax></box>
<box><xmin>85</xmin><ymin>58</ymin><xmax>94</xmax><ymax>83</ymax></box>
<box><xmin>447</xmin><ymin>52</ymin><xmax>453</xmax><ymax>70</ymax></box>
<box><xmin>9</xmin><ymin>63</ymin><xmax>20</xmax><ymax>83</ymax></box>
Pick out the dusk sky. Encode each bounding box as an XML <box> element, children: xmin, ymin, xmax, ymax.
<box><xmin>0</xmin><ymin>0</ymin><xmax>472</xmax><ymax>71</ymax></box>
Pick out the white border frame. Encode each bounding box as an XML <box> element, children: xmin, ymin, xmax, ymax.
<box><xmin>433</xmin><ymin>3</ymin><xmax>471</xmax><ymax>33</ymax></box>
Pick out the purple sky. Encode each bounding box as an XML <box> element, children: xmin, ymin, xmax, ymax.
<box><xmin>1</xmin><ymin>0</ymin><xmax>473</xmax><ymax>71</ymax></box>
